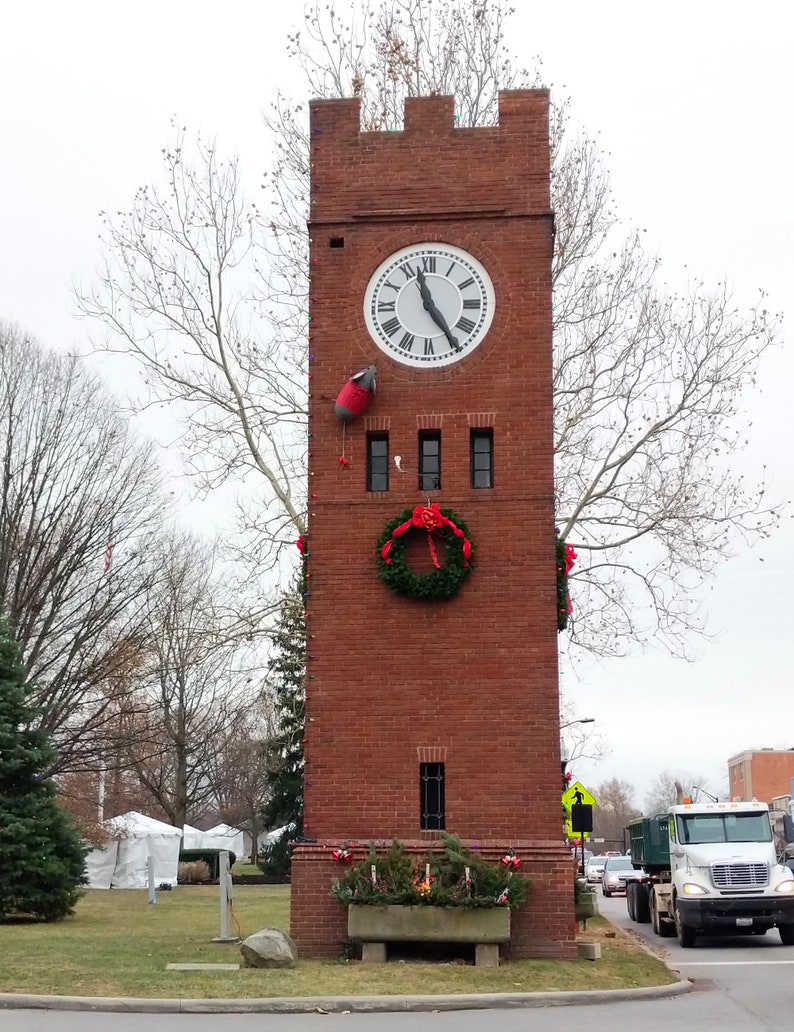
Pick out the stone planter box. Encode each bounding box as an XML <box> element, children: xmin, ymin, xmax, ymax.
<box><xmin>575</xmin><ymin>892</ymin><xmax>599</xmax><ymax>920</ymax></box>
<box><xmin>347</xmin><ymin>905</ymin><xmax>511</xmax><ymax>967</ymax></box>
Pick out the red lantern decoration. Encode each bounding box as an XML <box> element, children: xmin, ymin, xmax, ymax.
<box><xmin>334</xmin><ymin>365</ymin><xmax>378</xmax><ymax>421</ymax></box>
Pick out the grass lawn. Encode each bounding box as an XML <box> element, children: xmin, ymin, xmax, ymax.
<box><xmin>231</xmin><ymin>861</ymin><xmax>263</xmax><ymax>876</ymax></box>
<box><xmin>0</xmin><ymin>887</ymin><xmax>676</xmax><ymax>999</ymax></box>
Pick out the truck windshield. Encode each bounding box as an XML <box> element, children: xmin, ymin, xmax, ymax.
<box><xmin>676</xmin><ymin>812</ymin><xmax>772</xmax><ymax>845</ymax></box>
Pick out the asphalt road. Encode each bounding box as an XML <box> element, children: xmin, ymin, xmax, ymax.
<box><xmin>599</xmin><ymin>888</ymin><xmax>794</xmax><ymax>1029</ymax></box>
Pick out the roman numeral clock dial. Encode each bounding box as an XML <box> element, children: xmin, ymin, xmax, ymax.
<box><xmin>363</xmin><ymin>243</ymin><xmax>496</xmax><ymax>368</ymax></box>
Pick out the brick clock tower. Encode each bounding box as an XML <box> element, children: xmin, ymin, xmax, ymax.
<box><xmin>291</xmin><ymin>90</ymin><xmax>576</xmax><ymax>960</ymax></box>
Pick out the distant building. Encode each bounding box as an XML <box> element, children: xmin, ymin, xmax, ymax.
<box><xmin>727</xmin><ymin>749</ymin><xmax>794</xmax><ymax>804</ymax></box>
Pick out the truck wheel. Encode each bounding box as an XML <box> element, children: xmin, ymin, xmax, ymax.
<box><xmin>651</xmin><ymin>891</ymin><xmax>675</xmax><ymax>938</ymax></box>
<box><xmin>779</xmin><ymin>924</ymin><xmax>794</xmax><ymax>945</ymax></box>
<box><xmin>634</xmin><ymin>883</ymin><xmax>650</xmax><ymax>924</ymax></box>
<box><xmin>674</xmin><ymin>902</ymin><xmax>696</xmax><ymax>948</ymax></box>
<box><xmin>650</xmin><ymin>889</ymin><xmax>660</xmax><ymax>934</ymax></box>
<box><xmin>626</xmin><ymin>883</ymin><xmax>636</xmax><ymax>920</ymax></box>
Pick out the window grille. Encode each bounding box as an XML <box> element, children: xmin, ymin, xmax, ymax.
<box><xmin>470</xmin><ymin>429</ymin><xmax>493</xmax><ymax>488</ymax></box>
<box><xmin>420</xmin><ymin>762</ymin><xmax>446</xmax><ymax>830</ymax></box>
<box><xmin>367</xmin><ymin>432</ymin><xmax>389</xmax><ymax>492</ymax></box>
<box><xmin>418</xmin><ymin>431</ymin><xmax>441</xmax><ymax>491</ymax></box>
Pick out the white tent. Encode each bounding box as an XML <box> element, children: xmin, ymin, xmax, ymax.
<box><xmin>102</xmin><ymin>811</ymin><xmax>182</xmax><ymax>889</ymax></box>
<box><xmin>202</xmin><ymin>823</ymin><xmax>247</xmax><ymax>859</ymax></box>
<box><xmin>84</xmin><ymin>839</ymin><xmax>119</xmax><ymax>889</ymax></box>
<box><xmin>262</xmin><ymin>824</ymin><xmax>290</xmax><ymax>846</ymax></box>
<box><xmin>181</xmin><ymin>823</ymin><xmax>206</xmax><ymax>851</ymax></box>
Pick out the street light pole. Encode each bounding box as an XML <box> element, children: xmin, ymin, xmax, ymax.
<box><xmin>559</xmin><ymin>718</ymin><xmax>595</xmax><ymax>783</ymax></box>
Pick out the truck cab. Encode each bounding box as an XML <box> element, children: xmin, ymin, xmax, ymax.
<box><xmin>627</xmin><ymin>800</ymin><xmax>794</xmax><ymax>947</ymax></box>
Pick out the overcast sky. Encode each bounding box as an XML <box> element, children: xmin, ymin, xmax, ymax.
<box><xmin>1</xmin><ymin>1</ymin><xmax>792</xmax><ymax>811</ymax></box>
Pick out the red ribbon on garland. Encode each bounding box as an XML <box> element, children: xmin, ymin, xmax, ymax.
<box><xmin>564</xmin><ymin>543</ymin><xmax>577</xmax><ymax>614</ymax></box>
<box><xmin>380</xmin><ymin>503</ymin><xmax>472</xmax><ymax>568</ymax></box>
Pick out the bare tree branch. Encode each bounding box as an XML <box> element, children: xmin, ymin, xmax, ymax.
<box><xmin>77</xmin><ymin>0</ymin><xmax>782</xmax><ymax>659</ymax></box>
<box><xmin>110</xmin><ymin>530</ymin><xmax>265</xmax><ymax>828</ymax></box>
<box><xmin>75</xmin><ymin>126</ymin><xmax>307</xmax><ymax>567</ymax></box>
<box><xmin>0</xmin><ymin>322</ymin><xmax>170</xmax><ymax>773</ymax></box>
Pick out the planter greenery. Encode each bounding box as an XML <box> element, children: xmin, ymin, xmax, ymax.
<box><xmin>575</xmin><ymin>891</ymin><xmax>598</xmax><ymax>920</ymax></box>
<box><xmin>331</xmin><ymin>834</ymin><xmax>528</xmax><ymax>910</ymax></box>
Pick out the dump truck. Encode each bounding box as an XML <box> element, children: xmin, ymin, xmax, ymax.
<box><xmin>625</xmin><ymin>799</ymin><xmax>794</xmax><ymax>947</ymax></box>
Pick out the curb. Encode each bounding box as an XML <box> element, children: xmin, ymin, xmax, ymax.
<box><xmin>0</xmin><ymin>980</ymin><xmax>693</xmax><ymax>1013</ymax></box>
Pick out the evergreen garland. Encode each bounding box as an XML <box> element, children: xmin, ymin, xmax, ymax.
<box><xmin>556</xmin><ymin>533</ymin><xmax>577</xmax><ymax>631</ymax></box>
<box><xmin>331</xmin><ymin>833</ymin><xmax>528</xmax><ymax>910</ymax></box>
<box><xmin>377</xmin><ymin>506</ymin><xmax>474</xmax><ymax>601</ymax></box>
<box><xmin>0</xmin><ymin>612</ymin><xmax>87</xmax><ymax>921</ymax></box>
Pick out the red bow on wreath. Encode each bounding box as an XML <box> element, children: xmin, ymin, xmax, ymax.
<box><xmin>380</xmin><ymin>503</ymin><xmax>472</xmax><ymax>569</ymax></box>
<box><xmin>563</xmin><ymin>543</ymin><xmax>577</xmax><ymax>614</ymax></box>
<box><xmin>331</xmin><ymin>848</ymin><xmax>352</xmax><ymax>864</ymax></box>
<box><xmin>500</xmin><ymin>851</ymin><xmax>521</xmax><ymax>870</ymax></box>
<box><xmin>564</xmin><ymin>543</ymin><xmax>577</xmax><ymax>576</ymax></box>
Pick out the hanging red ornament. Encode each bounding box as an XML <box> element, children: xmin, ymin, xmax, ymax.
<box><xmin>334</xmin><ymin>365</ymin><xmax>378</xmax><ymax>421</ymax></box>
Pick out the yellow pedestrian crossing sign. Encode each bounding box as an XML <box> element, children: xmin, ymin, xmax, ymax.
<box><xmin>564</xmin><ymin>819</ymin><xmax>589</xmax><ymax>840</ymax></box>
<box><xmin>561</xmin><ymin>781</ymin><xmax>597</xmax><ymax>811</ymax></box>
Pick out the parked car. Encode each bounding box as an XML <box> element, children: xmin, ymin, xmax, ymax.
<box><xmin>601</xmin><ymin>855</ymin><xmax>645</xmax><ymax>896</ymax></box>
<box><xmin>568</xmin><ymin>846</ymin><xmax>594</xmax><ymax>875</ymax></box>
<box><xmin>584</xmin><ymin>856</ymin><xmax>607</xmax><ymax>883</ymax></box>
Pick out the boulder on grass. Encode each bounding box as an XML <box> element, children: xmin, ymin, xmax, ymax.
<box><xmin>240</xmin><ymin>928</ymin><xmax>297</xmax><ymax>969</ymax></box>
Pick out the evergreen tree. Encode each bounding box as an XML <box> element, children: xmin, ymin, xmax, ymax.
<box><xmin>259</xmin><ymin>572</ymin><xmax>305</xmax><ymax>874</ymax></box>
<box><xmin>0</xmin><ymin>613</ymin><xmax>87</xmax><ymax>921</ymax></box>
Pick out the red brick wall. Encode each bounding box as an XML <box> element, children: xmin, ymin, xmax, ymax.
<box><xmin>729</xmin><ymin>751</ymin><xmax>794</xmax><ymax>804</ymax></box>
<box><xmin>294</xmin><ymin>90</ymin><xmax>575</xmax><ymax>959</ymax></box>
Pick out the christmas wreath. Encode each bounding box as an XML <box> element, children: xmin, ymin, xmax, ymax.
<box><xmin>556</xmin><ymin>533</ymin><xmax>577</xmax><ymax>631</ymax></box>
<box><xmin>377</xmin><ymin>503</ymin><xmax>474</xmax><ymax>601</ymax></box>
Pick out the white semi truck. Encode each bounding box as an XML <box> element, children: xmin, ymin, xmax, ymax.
<box><xmin>625</xmin><ymin>799</ymin><xmax>794</xmax><ymax>947</ymax></box>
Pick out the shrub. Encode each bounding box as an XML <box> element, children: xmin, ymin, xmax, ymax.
<box><xmin>177</xmin><ymin>860</ymin><xmax>211</xmax><ymax>884</ymax></box>
<box><xmin>178</xmin><ymin>849</ymin><xmax>236</xmax><ymax>879</ymax></box>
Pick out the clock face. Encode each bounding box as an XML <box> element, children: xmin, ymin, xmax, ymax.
<box><xmin>363</xmin><ymin>243</ymin><xmax>495</xmax><ymax>368</ymax></box>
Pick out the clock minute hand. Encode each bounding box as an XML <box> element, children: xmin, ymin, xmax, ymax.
<box><xmin>415</xmin><ymin>269</ymin><xmax>461</xmax><ymax>351</ymax></box>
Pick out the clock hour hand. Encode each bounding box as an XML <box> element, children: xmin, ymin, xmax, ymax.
<box><xmin>415</xmin><ymin>269</ymin><xmax>461</xmax><ymax>351</ymax></box>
